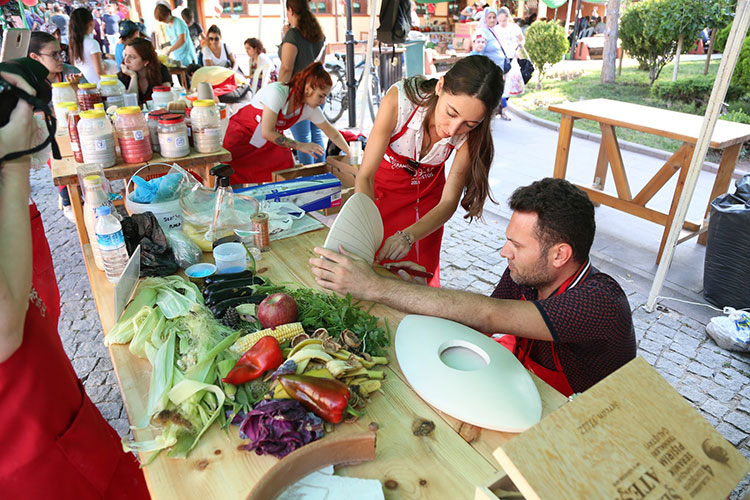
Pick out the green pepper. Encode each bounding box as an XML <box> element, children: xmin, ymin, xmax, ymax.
<box><xmin>278</xmin><ymin>374</ymin><xmax>351</xmax><ymax>423</ymax></box>
<box><xmin>222</xmin><ymin>336</ymin><xmax>283</xmax><ymax>385</ymax></box>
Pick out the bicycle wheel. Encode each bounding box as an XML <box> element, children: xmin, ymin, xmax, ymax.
<box><xmin>324</xmin><ymin>72</ymin><xmax>347</xmax><ymax>123</ymax></box>
<box><xmin>367</xmin><ymin>72</ymin><xmax>382</xmax><ymax>122</ymax></box>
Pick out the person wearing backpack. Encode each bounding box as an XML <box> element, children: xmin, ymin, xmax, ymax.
<box><xmin>279</xmin><ymin>0</ymin><xmax>327</xmax><ymax>165</ymax></box>
<box><xmin>354</xmin><ymin>55</ymin><xmax>503</xmax><ymax>287</ymax></box>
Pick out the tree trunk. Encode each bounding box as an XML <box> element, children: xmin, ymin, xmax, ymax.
<box><xmin>704</xmin><ymin>29</ymin><xmax>717</xmax><ymax>75</ymax></box>
<box><xmin>672</xmin><ymin>35</ymin><xmax>683</xmax><ymax>81</ymax></box>
<box><xmin>601</xmin><ymin>0</ymin><xmax>621</xmax><ymax>83</ymax></box>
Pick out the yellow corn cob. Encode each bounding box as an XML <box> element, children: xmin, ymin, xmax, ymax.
<box><xmin>230</xmin><ymin>322</ymin><xmax>305</xmax><ymax>355</ymax></box>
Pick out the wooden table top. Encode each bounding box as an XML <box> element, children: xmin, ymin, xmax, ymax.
<box><xmin>85</xmin><ymin>229</ymin><xmax>566</xmax><ymax>499</ymax></box>
<box><xmin>50</xmin><ymin>149</ymin><xmax>232</xmax><ymax>187</ymax></box>
<box><xmin>548</xmin><ymin>98</ymin><xmax>750</xmax><ymax>149</ymax></box>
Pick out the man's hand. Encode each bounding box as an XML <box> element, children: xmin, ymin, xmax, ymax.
<box><xmin>0</xmin><ymin>72</ymin><xmax>36</xmax><ymax>161</ymax></box>
<box><xmin>385</xmin><ymin>261</ymin><xmax>428</xmax><ymax>285</ymax></box>
<box><xmin>310</xmin><ymin>246</ymin><xmax>381</xmax><ymax>300</ymax></box>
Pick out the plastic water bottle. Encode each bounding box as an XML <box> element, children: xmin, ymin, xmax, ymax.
<box><xmin>95</xmin><ymin>206</ymin><xmax>129</xmax><ymax>282</ymax></box>
<box><xmin>83</xmin><ymin>175</ymin><xmax>111</xmax><ymax>270</ymax></box>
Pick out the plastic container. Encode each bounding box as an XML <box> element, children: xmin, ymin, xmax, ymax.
<box><xmin>83</xmin><ymin>174</ymin><xmax>111</xmax><ymax>270</ymax></box>
<box><xmin>185</xmin><ymin>262</ymin><xmax>217</xmax><ymax>285</ymax></box>
<box><xmin>78</xmin><ymin>110</ymin><xmax>117</xmax><ymax>167</ymax></box>
<box><xmin>77</xmin><ymin>82</ymin><xmax>103</xmax><ymax>111</ymax></box>
<box><xmin>99</xmin><ymin>79</ymin><xmax>125</xmax><ymax>109</ymax></box>
<box><xmin>147</xmin><ymin>109</ymin><xmax>169</xmax><ymax>152</ymax></box>
<box><xmin>191</xmin><ymin>99</ymin><xmax>222</xmax><ymax>153</ymax></box>
<box><xmin>115</xmin><ymin>106</ymin><xmax>152</xmax><ymax>163</ymax></box>
<box><xmin>124</xmin><ymin>165</ymin><xmax>183</xmax><ymax>230</ymax></box>
<box><xmin>152</xmin><ymin>85</ymin><xmax>173</xmax><ymax>109</ymax></box>
<box><xmin>213</xmin><ymin>242</ymin><xmax>247</xmax><ymax>274</ymax></box>
<box><xmin>52</xmin><ymin>82</ymin><xmax>77</xmax><ymax>133</ymax></box>
<box><xmin>158</xmin><ymin>114</ymin><xmax>190</xmax><ymax>158</ymax></box>
<box><xmin>67</xmin><ymin>104</ymin><xmax>84</xmax><ymax>163</ymax></box>
<box><xmin>95</xmin><ymin>205</ymin><xmax>129</xmax><ymax>282</ymax></box>
<box><xmin>123</xmin><ymin>93</ymin><xmax>138</xmax><ymax>107</ymax></box>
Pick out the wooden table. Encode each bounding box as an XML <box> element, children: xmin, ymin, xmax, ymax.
<box><xmin>50</xmin><ymin>147</ymin><xmax>231</xmax><ymax>247</ymax></box>
<box><xmin>82</xmin><ymin>229</ymin><xmax>567</xmax><ymax>499</ymax></box>
<box><xmin>549</xmin><ymin>98</ymin><xmax>750</xmax><ymax>263</ymax></box>
<box><xmin>168</xmin><ymin>66</ymin><xmax>189</xmax><ymax>88</ymax></box>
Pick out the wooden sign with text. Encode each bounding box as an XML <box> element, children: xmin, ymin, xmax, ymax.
<box><xmin>493</xmin><ymin>357</ymin><xmax>749</xmax><ymax>500</ymax></box>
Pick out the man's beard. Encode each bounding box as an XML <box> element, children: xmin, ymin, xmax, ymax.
<box><xmin>508</xmin><ymin>253</ymin><xmax>555</xmax><ymax>290</ymax></box>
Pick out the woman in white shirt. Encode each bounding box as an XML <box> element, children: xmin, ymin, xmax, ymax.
<box><xmin>493</xmin><ymin>6</ymin><xmax>524</xmax><ymax>120</ymax></box>
<box><xmin>223</xmin><ymin>62</ymin><xmax>350</xmax><ymax>185</ymax></box>
<box><xmin>68</xmin><ymin>7</ymin><xmax>106</xmax><ymax>84</ymax></box>
<box><xmin>244</xmin><ymin>38</ymin><xmax>277</xmax><ymax>92</ymax></box>
<box><xmin>201</xmin><ymin>25</ymin><xmax>236</xmax><ymax>69</ymax></box>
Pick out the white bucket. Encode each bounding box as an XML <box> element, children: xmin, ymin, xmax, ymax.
<box><xmin>125</xmin><ymin>165</ymin><xmax>183</xmax><ymax>231</ymax></box>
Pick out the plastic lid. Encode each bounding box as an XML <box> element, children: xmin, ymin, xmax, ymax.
<box><xmin>99</xmin><ymin>80</ymin><xmax>119</xmax><ymax>86</ymax></box>
<box><xmin>101</xmin><ymin>74</ymin><xmax>118</xmax><ymax>79</ymax></box>
<box><xmin>159</xmin><ymin>113</ymin><xmax>184</xmax><ymax>124</ymax></box>
<box><xmin>153</xmin><ymin>86</ymin><xmax>171</xmax><ymax>93</ymax></box>
<box><xmin>148</xmin><ymin>109</ymin><xmax>169</xmax><ymax>119</ymax></box>
<box><xmin>78</xmin><ymin>83</ymin><xmax>97</xmax><ymax>89</ymax></box>
<box><xmin>55</xmin><ymin>101</ymin><xmax>76</xmax><ymax>108</ymax></box>
<box><xmin>52</xmin><ymin>82</ymin><xmax>72</xmax><ymax>88</ymax></box>
<box><xmin>83</xmin><ymin>174</ymin><xmax>102</xmax><ymax>186</ymax></box>
<box><xmin>194</xmin><ymin>99</ymin><xmax>216</xmax><ymax>108</ymax></box>
<box><xmin>80</xmin><ymin>110</ymin><xmax>106</xmax><ymax>119</ymax></box>
<box><xmin>117</xmin><ymin>106</ymin><xmax>142</xmax><ymax>115</ymax></box>
<box><xmin>66</xmin><ymin>103</ymin><xmax>79</xmax><ymax>110</ymax></box>
<box><xmin>94</xmin><ymin>103</ymin><xmax>105</xmax><ymax>109</ymax></box>
<box><xmin>95</xmin><ymin>206</ymin><xmax>111</xmax><ymax>216</ymax></box>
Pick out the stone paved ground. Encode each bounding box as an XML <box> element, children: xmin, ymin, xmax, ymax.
<box><xmin>31</xmin><ymin>162</ymin><xmax>750</xmax><ymax>496</ymax></box>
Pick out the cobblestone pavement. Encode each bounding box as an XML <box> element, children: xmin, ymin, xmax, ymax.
<box><xmin>32</xmin><ymin>162</ymin><xmax>750</xmax><ymax>496</ymax></box>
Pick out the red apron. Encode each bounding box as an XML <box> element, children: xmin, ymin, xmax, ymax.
<box><xmin>0</xmin><ymin>203</ymin><xmax>149</xmax><ymax>499</ymax></box>
<box><xmin>223</xmin><ymin>95</ymin><xmax>303</xmax><ymax>185</ymax></box>
<box><xmin>494</xmin><ymin>260</ymin><xmax>592</xmax><ymax>397</ymax></box>
<box><xmin>373</xmin><ymin>104</ymin><xmax>455</xmax><ymax>288</ymax></box>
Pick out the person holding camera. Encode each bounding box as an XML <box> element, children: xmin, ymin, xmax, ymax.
<box><xmin>0</xmin><ymin>59</ymin><xmax>150</xmax><ymax>498</ymax></box>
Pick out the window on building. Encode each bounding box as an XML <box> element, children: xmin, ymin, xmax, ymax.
<box><xmin>221</xmin><ymin>0</ymin><xmax>246</xmax><ymax>15</ymax></box>
<box><xmin>352</xmin><ymin>0</ymin><xmax>367</xmax><ymax>14</ymax></box>
<box><xmin>308</xmin><ymin>0</ymin><xmax>331</xmax><ymax>14</ymax></box>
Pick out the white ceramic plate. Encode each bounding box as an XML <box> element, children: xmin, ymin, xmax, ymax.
<box><xmin>395</xmin><ymin>315</ymin><xmax>542</xmax><ymax>432</ymax></box>
<box><xmin>323</xmin><ymin>193</ymin><xmax>383</xmax><ymax>264</ymax></box>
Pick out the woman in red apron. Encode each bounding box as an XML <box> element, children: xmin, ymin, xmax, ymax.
<box><xmin>223</xmin><ymin>62</ymin><xmax>350</xmax><ymax>185</ymax></box>
<box><xmin>356</xmin><ymin>56</ymin><xmax>503</xmax><ymax>287</ymax></box>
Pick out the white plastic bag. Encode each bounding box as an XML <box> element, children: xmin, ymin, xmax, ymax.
<box><xmin>705</xmin><ymin>308</ymin><xmax>750</xmax><ymax>352</ymax></box>
<box><xmin>504</xmin><ymin>59</ymin><xmax>525</xmax><ymax>97</ymax></box>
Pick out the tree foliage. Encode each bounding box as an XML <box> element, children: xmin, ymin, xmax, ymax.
<box><xmin>710</xmin><ymin>20</ymin><xmax>750</xmax><ymax>91</ymax></box>
<box><xmin>524</xmin><ymin>20</ymin><xmax>568</xmax><ymax>90</ymax></box>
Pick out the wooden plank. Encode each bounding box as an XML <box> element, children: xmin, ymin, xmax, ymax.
<box><xmin>599</xmin><ymin>125</ymin><xmax>632</xmax><ymax>201</ymax></box>
<box><xmin>577</xmin><ymin>185</ymin><xmax>669</xmax><ymax>226</ymax></box>
<box><xmin>698</xmin><ymin>142</ymin><xmax>743</xmax><ymax>245</ymax></box>
<box><xmin>68</xmin><ymin>183</ymin><xmax>88</xmax><ymax>246</ymax></box>
<box><xmin>493</xmin><ymin>358</ymin><xmax>750</xmax><ymax>500</ymax></box>
<box><xmin>553</xmin><ymin>116</ymin><xmax>575</xmax><ymax>179</ymax></box>
<box><xmin>548</xmin><ymin>98</ymin><xmax>750</xmax><ymax>149</ymax></box>
<box><xmin>592</xmin><ymin>128</ymin><xmax>609</xmax><ymax>191</ymax></box>
<box><xmin>656</xmin><ymin>145</ymin><xmax>693</xmax><ymax>264</ymax></box>
<box><xmin>632</xmin><ymin>142</ymin><xmax>692</xmax><ymax>206</ymax></box>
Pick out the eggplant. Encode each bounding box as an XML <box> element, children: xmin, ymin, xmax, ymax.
<box><xmin>203</xmin><ymin>276</ymin><xmax>266</xmax><ymax>297</ymax></box>
<box><xmin>205</xmin><ymin>285</ymin><xmax>256</xmax><ymax>306</ymax></box>
<box><xmin>203</xmin><ymin>270</ymin><xmax>255</xmax><ymax>286</ymax></box>
<box><xmin>211</xmin><ymin>295</ymin><xmax>267</xmax><ymax>318</ymax></box>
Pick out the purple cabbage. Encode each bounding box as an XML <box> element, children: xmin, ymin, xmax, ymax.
<box><xmin>239</xmin><ymin>399</ymin><xmax>324</xmax><ymax>458</ymax></box>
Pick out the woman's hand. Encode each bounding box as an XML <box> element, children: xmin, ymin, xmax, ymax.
<box><xmin>120</xmin><ymin>63</ymin><xmax>136</xmax><ymax>77</ymax></box>
<box><xmin>66</xmin><ymin>73</ymin><xmax>83</xmax><ymax>86</ymax></box>
<box><xmin>376</xmin><ymin>231</ymin><xmax>413</xmax><ymax>263</ymax></box>
<box><xmin>297</xmin><ymin>142</ymin><xmax>324</xmax><ymax>158</ymax></box>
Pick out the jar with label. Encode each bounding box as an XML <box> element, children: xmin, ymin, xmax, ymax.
<box><xmin>99</xmin><ymin>79</ymin><xmax>125</xmax><ymax>109</ymax></box>
<box><xmin>77</xmin><ymin>83</ymin><xmax>103</xmax><ymax>111</ymax></box>
<box><xmin>158</xmin><ymin>114</ymin><xmax>190</xmax><ymax>158</ymax></box>
<box><xmin>78</xmin><ymin>110</ymin><xmax>117</xmax><ymax>167</ymax></box>
<box><xmin>67</xmin><ymin>104</ymin><xmax>84</xmax><ymax>163</ymax></box>
<box><xmin>147</xmin><ymin>109</ymin><xmax>169</xmax><ymax>153</ymax></box>
<box><xmin>115</xmin><ymin>106</ymin><xmax>153</xmax><ymax>163</ymax></box>
<box><xmin>52</xmin><ymin>82</ymin><xmax>77</xmax><ymax>130</ymax></box>
<box><xmin>191</xmin><ymin>99</ymin><xmax>222</xmax><ymax>153</ymax></box>
<box><xmin>152</xmin><ymin>85</ymin><xmax>173</xmax><ymax>109</ymax></box>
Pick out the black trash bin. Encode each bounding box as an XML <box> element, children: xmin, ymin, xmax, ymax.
<box><xmin>703</xmin><ymin>174</ymin><xmax>750</xmax><ymax>309</ymax></box>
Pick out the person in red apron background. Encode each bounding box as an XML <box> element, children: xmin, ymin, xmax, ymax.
<box><xmin>311</xmin><ymin>178</ymin><xmax>636</xmax><ymax>396</ymax></box>
<box><xmin>223</xmin><ymin>62</ymin><xmax>350</xmax><ymax>185</ymax></box>
<box><xmin>355</xmin><ymin>55</ymin><xmax>503</xmax><ymax>287</ymax></box>
<box><xmin>0</xmin><ymin>69</ymin><xmax>150</xmax><ymax>499</ymax></box>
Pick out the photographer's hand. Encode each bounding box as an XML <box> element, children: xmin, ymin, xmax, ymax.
<box><xmin>0</xmin><ymin>72</ymin><xmax>36</xmax><ymax>160</ymax></box>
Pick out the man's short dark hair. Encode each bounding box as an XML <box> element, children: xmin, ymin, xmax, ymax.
<box><xmin>508</xmin><ymin>178</ymin><xmax>595</xmax><ymax>263</ymax></box>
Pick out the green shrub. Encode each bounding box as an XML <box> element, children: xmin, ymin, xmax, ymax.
<box><xmin>714</xmin><ymin>23</ymin><xmax>732</xmax><ymax>52</ymax></box>
<box><xmin>651</xmin><ymin>75</ymin><xmax>745</xmax><ymax>104</ymax></box>
<box><xmin>524</xmin><ymin>20</ymin><xmax>569</xmax><ymax>89</ymax></box>
<box><xmin>721</xmin><ymin>109</ymin><xmax>750</xmax><ymax>124</ymax></box>
<box><xmin>620</xmin><ymin>0</ymin><xmax>680</xmax><ymax>85</ymax></box>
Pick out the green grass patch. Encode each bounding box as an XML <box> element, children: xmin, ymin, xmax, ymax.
<box><xmin>514</xmin><ymin>59</ymin><xmax>729</xmax><ymax>157</ymax></box>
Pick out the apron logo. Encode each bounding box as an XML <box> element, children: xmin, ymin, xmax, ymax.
<box><xmin>29</xmin><ymin>286</ymin><xmax>47</xmax><ymax>318</ymax></box>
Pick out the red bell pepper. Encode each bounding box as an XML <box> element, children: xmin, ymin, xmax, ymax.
<box><xmin>222</xmin><ymin>336</ymin><xmax>283</xmax><ymax>385</ymax></box>
<box><xmin>278</xmin><ymin>374</ymin><xmax>351</xmax><ymax>423</ymax></box>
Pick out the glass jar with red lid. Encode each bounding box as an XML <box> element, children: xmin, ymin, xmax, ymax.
<box><xmin>77</xmin><ymin>83</ymin><xmax>103</xmax><ymax>111</ymax></box>
<box><xmin>148</xmin><ymin>109</ymin><xmax>169</xmax><ymax>153</ymax></box>
<box><xmin>115</xmin><ymin>106</ymin><xmax>153</xmax><ymax>163</ymax></box>
<box><xmin>158</xmin><ymin>114</ymin><xmax>190</xmax><ymax>158</ymax></box>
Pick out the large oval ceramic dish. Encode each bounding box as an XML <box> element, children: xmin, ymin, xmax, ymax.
<box><xmin>395</xmin><ymin>315</ymin><xmax>542</xmax><ymax>432</ymax></box>
<box><xmin>323</xmin><ymin>193</ymin><xmax>383</xmax><ymax>264</ymax></box>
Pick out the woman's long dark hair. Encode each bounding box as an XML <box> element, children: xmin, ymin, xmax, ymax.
<box><xmin>68</xmin><ymin>7</ymin><xmax>93</xmax><ymax>64</ymax></box>
<box><xmin>402</xmin><ymin>55</ymin><xmax>502</xmax><ymax>220</ymax></box>
<box><xmin>286</xmin><ymin>0</ymin><xmax>324</xmax><ymax>42</ymax></box>
<box><xmin>125</xmin><ymin>38</ymin><xmax>161</xmax><ymax>87</ymax></box>
<box><xmin>28</xmin><ymin>31</ymin><xmax>57</xmax><ymax>56</ymax></box>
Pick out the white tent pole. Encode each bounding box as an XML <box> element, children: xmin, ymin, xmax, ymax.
<box><xmin>358</xmin><ymin>0</ymin><xmax>381</xmax><ymax>134</ymax></box>
<box><xmin>646</xmin><ymin>0</ymin><xmax>750</xmax><ymax>312</ymax></box>
<box><xmin>258</xmin><ymin>0</ymin><xmax>263</xmax><ymax>35</ymax></box>
<box><xmin>565</xmin><ymin>0</ymin><xmax>573</xmax><ymax>31</ymax></box>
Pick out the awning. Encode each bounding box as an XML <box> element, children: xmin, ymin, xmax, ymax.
<box><xmin>542</xmin><ymin>0</ymin><xmax>569</xmax><ymax>8</ymax></box>
<box><xmin>582</xmin><ymin>0</ymin><xmax>608</xmax><ymax>3</ymax></box>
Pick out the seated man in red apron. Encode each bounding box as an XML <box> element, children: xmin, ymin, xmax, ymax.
<box><xmin>309</xmin><ymin>178</ymin><xmax>636</xmax><ymax>397</ymax></box>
